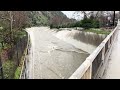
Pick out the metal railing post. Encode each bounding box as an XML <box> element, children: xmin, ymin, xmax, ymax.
<box><xmin>117</xmin><ymin>19</ymin><xmax>120</xmax><ymax>26</ymax></box>
<box><xmin>102</xmin><ymin>46</ymin><xmax>105</xmax><ymax>63</ymax></box>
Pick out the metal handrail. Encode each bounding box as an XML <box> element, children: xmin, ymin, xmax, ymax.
<box><xmin>69</xmin><ymin>19</ymin><xmax>120</xmax><ymax>79</ymax></box>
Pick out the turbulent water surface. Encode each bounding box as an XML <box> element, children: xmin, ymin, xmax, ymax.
<box><xmin>26</xmin><ymin>27</ymin><xmax>106</xmax><ymax>79</ymax></box>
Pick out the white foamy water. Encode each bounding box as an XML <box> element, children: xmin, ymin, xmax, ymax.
<box><xmin>26</xmin><ymin>27</ymin><xmax>35</xmax><ymax>79</ymax></box>
<box><xmin>55</xmin><ymin>30</ymin><xmax>96</xmax><ymax>54</ymax></box>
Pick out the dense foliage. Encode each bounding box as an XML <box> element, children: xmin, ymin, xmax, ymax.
<box><xmin>50</xmin><ymin>18</ymin><xmax>100</xmax><ymax>29</ymax></box>
<box><xmin>2</xmin><ymin>60</ymin><xmax>16</xmax><ymax>79</ymax></box>
<box><xmin>80</xmin><ymin>18</ymin><xmax>100</xmax><ymax>29</ymax></box>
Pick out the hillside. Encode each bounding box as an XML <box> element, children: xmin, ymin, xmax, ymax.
<box><xmin>27</xmin><ymin>11</ymin><xmax>76</xmax><ymax>26</ymax></box>
<box><xmin>0</xmin><ymin>11</ymin><xmax>76</xmax><ymax>28</ymax></box>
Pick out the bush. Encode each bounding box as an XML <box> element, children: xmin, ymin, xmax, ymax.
<box><xmin>14</xmin><ymin>66</ymin><xmax>21</xmax><ymax>79</ymax></box>
<box><xmin>12</xmin><ymin>29</ymin><xmax>27</xmax><ymax>44</ymax></box>
<box><xmin>80</xmin><ymin>18</ymin><xmax>92</xmax><ymax>29</ymax></box>
<box><xmin>92</xmin><ymin>20</ymin><xmax>100</xmax><ymax>28</ymax></box>
<box><xmin>50</xmin><ymin>24</ymin><xmax>53</xmax><ymax>29</ymax></box>
<box><xmin>80</xmin><ymin>18</ymin><xmax>100</xmax><ymax>29</ymax></box>
<box><xmin>49</xmin><ymin>18</ymin><xmax>100</xmax><ymax>30</ymax></box>
<box><xmin>2</xmin><ymin>60</ymin><xmax>16</xmax><ymax>79</ymax></box>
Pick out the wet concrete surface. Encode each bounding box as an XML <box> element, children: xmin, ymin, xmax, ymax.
<box><xmin>26</xmin><ymin>27</ymin><xmax>106</xmax><ymax>79</ymax></box>
<box><xmin>103</xmin><ymin>30</ymin><xmax>120</xmax><ymax>79</ymax></box>
<box><xmin>26</xmin><ymin>27</ymin><xmax>89</xmax><ymax>79</ymax></box>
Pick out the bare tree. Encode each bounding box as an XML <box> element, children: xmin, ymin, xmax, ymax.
<box><xmin>9</xmin><ymin>11</ymin><xmax>13</xmax><ymax>43</ymax></box>
<box><xmin>13</xmin><ymin>11</ymin><xmax>28</xmax><ymax>29</ymax></box>
<box><xmin>0</xmin><ymin>11</ymin><xmax>14</xmax><ymax>47</ymax></box>
<box><xmin>0</xmin><ymin>11</ymin><xmax>13</xmax><ymax>31</ymax></box>
<box><xmin>73</xmin><ymin>11</ymin><xmax>101</xmax><ymax>20</ymax></box>
<box><xmin>0</xmin><ymin>11</ymin><xmax>28</xmax><ymax>48</ymax></box>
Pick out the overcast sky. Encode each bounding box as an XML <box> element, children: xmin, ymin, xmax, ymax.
<box><xmin>61</xmin><ymin>11</ymin><xmax>75</xmax><ymax>18</ymax></box>
<box><xmin>62</xmin><ymin>11</ymin><xmax>83</xmax><ymax>20</ymax></box>
<box><xmin>62</xmin><ymin>11</ymin><xmax>120</xmax><ymax>21</ymax></box>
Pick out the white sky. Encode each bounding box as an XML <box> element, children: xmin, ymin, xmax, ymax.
<box><xmin>61</xmin><ymin>11</ymin><xmax>75</xmax><ymax>18</ymax></box>
<box><xmin>62</xmin><ymin>11</ymin><xmax>83</xmax><ymax>20</ymax></box>
<box><xmin>62</xmin><ymin>11</ymin><xmax>120</xmax><ymax>20</ymax></box>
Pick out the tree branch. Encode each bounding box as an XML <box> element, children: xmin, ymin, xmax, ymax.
<box><xmin>0</xmin><ymin>16</ymin><xmax>11</xmax><ymax>21</ymax></box>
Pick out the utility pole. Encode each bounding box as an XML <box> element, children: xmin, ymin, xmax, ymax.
<box><xmin>113</xmin><ymin>11</ymin><xmax>115</xmax><ymax>26</ymax></box>
<box><xmin>119</xmin><ymin>11</ymin><xmax>120</xmax><ymax>19</ymax></box>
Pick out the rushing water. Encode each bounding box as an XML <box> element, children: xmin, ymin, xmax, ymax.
<box><xmin>55</xmin><ymin>29</ymin><xmax>107</xmax><ymax>53</ymax></box>
<box><xmin>26</xmin><ymin>27</ymin><xmax>107</xmax><ymax>79</ymax></box>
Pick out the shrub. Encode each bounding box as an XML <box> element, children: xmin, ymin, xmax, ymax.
<box><xmin>14</xmin><ymin>66</ymin><xmax>21</xmax><ymax>79</ymax></box>
<box><xmin>79</xmin><ymin>18</ymin><xmax>100</xmax><ymax>29</ymax></box>
<box><xmin>92</xmin><ymin>20</ymin><xmax>100</xmax><ymax>28</ymax></box>
<box><xmin>2</xmin><ymin>60</ymin><xmax>16</xmax><ymax>79</ymax></box>
<box><xmin>50</xmin><ymin>24</ymin><xmax>53</xmax><ymax>29</ymax></box>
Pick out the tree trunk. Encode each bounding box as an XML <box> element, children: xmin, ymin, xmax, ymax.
<box><xmin>0</xmin><ymin>55</ymin><xmax>4</xmax><ymax>79</ymax></box>
<box><xmin>9</xmin><ymin>11</ymin><xmax>13</xmax><ymax>47</ymax></box>
<box><xmin>81</xmin><ymin>11</ymin><xmax>87</xmax><ymax>19</ymax></box>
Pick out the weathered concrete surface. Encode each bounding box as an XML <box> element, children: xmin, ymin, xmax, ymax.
<box><xmin>103</xmin><ymin>30</ymin><xmax>120</xmax><ymax>79</ymax></box>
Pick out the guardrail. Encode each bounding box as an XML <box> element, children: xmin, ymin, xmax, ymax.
<box><xmin>69</xmin><ymin>19</ymin><xmax>120</xmax><ymax>79</ymax></box>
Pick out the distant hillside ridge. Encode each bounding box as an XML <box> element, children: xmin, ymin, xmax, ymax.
<box><xmin>27</xmin><ymin>11</ymin><xmax>77</xmax><ymax>26</ymax></box>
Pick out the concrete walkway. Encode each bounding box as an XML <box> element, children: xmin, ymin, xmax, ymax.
<box><xmin>103</xmin><ymin>30</ymin><xmax>120</xmax><ymax>79</ymax></box>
